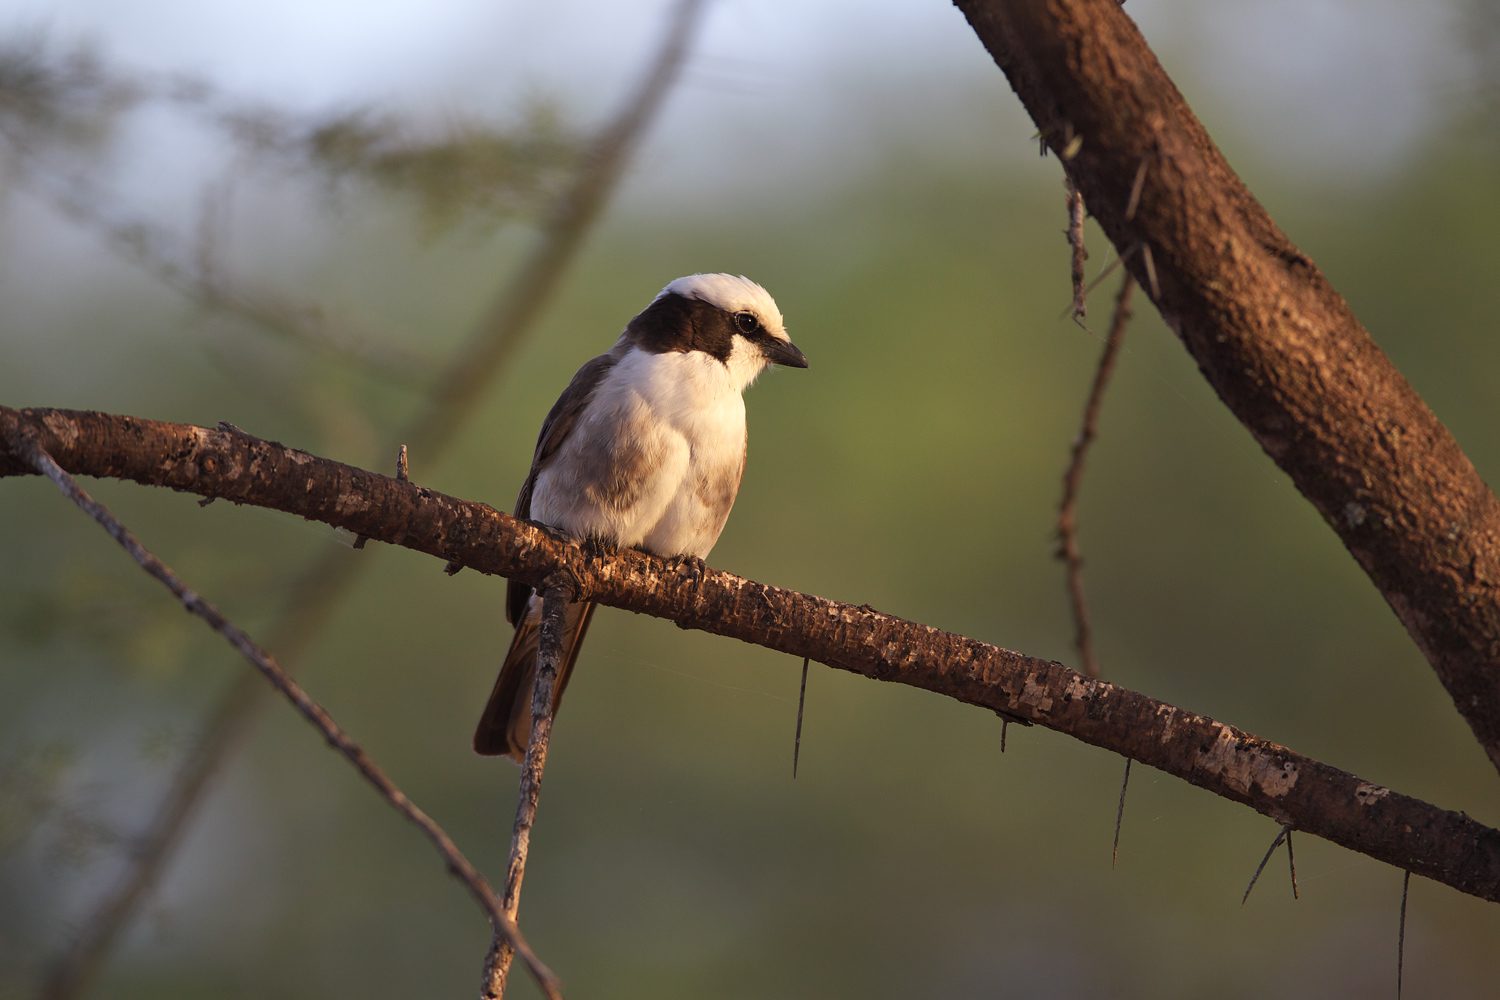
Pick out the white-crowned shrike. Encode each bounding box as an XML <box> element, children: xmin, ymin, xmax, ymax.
<box><xmin>474</xmin><ymin>274</ymin><xmax>809</xmax><ymax>760</ymax></box>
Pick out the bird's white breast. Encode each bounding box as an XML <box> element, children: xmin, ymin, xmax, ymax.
<box><xmin>530</xmin><ymin>347</ymin><xmax>749</xmax><ymax>559</ymax></box>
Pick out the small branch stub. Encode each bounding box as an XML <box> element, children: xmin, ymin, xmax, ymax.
<box><xmin>1065</xmin><ymin>176</ymin><xmax>1089</xmax><ymax>321</ymax></box>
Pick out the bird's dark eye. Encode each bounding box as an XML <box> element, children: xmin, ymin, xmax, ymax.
<box><xmin>734</xmin><ymin>312</ymin><xmax>758</xmax><ymax>335</ymax></box>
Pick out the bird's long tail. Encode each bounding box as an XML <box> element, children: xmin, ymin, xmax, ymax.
<box><xmin>472</xmin><ymin>595</ymin><xmax>596</xmax><ymax>761</ymax></box>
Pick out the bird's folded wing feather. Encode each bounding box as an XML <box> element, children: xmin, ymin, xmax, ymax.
<box><xmin>506</xmin><ymin>348</ymin><xmax>623</xmax><ymax>625</ymax></box>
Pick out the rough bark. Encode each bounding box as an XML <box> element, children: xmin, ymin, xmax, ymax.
<box><xmin>951</xmin><ymin>0</ymin><xmax>1500</xmax><ymax>773</ymax></box>
<box><xmin>5</xmin><ymin>405</ymin><xmax>1500</xmax><ymax>901</ymax></box>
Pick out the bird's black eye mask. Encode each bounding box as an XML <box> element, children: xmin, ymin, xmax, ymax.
<box><xmin>623</xmin><ymin>293</ymin><xmax>801</xmax><ymax>367</ymax></box>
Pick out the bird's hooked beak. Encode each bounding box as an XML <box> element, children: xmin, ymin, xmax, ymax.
<box><xmin>762</xmin><ymin>338</ymin><xmax>809</xmax><ymax>369</ymax></box>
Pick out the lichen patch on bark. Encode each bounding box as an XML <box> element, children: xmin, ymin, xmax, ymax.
<box><xmin>1193</xmin><ymin>723</ymin><xmax>1298</xmax><ymax>797</ymax></box>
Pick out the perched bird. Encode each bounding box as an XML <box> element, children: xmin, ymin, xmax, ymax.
<box><xmin>474</xmin><ymin>274</ymin><xmax>809</xmax><ymax>760</ymax></box>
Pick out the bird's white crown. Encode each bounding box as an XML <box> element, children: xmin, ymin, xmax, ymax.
<box><xmin>660</xmin><ymin>273</ymin><xmax>788</xmax><ymax>341</ymax></box>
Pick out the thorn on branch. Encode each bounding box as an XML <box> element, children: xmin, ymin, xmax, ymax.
<box><xmin>1125</xmin><ymin>156</ymin><xmax>1149</xmax><ymax>222</ymax></box>
<box><xmin>995</xmin><ymin>708</ymin><xmax>1032</xmax><ymax>753</ymax></box>
<box><xmin>1242</xmin><ymin>824</ymin><xmax>1293</xmax><ymax>906</ymax></box>
<box><xmin>1287</xmin><ymin>827</ymin><xmax>1298</xmax><ymax>899</ymax></box>
<box><xmin>444</xmin><ymin>559</ymin><xmax>464</xmax><ymax>576</ymax></box>
<box><xmin>197</xmin><ymin>496</ymin><xmax>215</xmax><ymax>507</ymax></box>
<box><xmin>1398</xmin><ymin>869</ymin><xmax>1411</xmax><ymax>999</ymax></box>
<box><xmin>1140</xmin><ymin>242</ymin><xmax>1161</xmax><ymax>300</ymax></box>
<box><xmin>793</xmin><ymin>656</ymin><xmax>810</xmax><ymax>778</ymax></box>
<box><xmin>359</xmin><ymin>444</ymin><xmax>409</xmax><ymax>550</ymax></box>
<box><xmin>1112</xmin><ymin>758</ymin><xmax>1131</xmax><ymax>868</ymax></box>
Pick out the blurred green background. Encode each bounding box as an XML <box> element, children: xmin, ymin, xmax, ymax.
<box><xmin>4</xmin><ymin>1</ymin><xmax>1500</xmax><ymax>997</ymax></box>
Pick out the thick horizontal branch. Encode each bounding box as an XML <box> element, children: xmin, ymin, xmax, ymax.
<box><xmin>5</xmin><ymin>405</ymin><xmax>1500</xmax><ymax>902</ymax></box>
<box><xmin>952</xmin><ymin>0</ymin><xmax>1500</xmax><ymax>774</ymax></box>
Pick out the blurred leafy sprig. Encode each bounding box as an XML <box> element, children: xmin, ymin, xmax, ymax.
<box><xmin>0</xmin><ymin>33</ymin><xmax>586</xmax><ymax>386</ymax></box>
<box><xmin>218</xmin><ymin>103</ymin><xmax>580</xmax><ymax>236</ymax></box>
<box><xmin>0</xmin><ymin>34</ymin><xmax>141</xmax><ymax>152</ymax></box>
<box><xmin>0</xmin><ymin>34</ymin><xmax>582</xmax><ymax>235</ymax></box>
<box><xmin>1468</xmin><ymin>0</ymin><xmax>1500</xmax><ymax>137</ymax></box>
<box><xmin>0</xmin><ymin>743</ymin><xmax>127</xmax><ymax>870</ymax></box>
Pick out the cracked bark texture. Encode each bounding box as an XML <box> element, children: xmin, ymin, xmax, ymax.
<box><xmin>952</xmin><ymin>0</ymin><xmax>1500</xmax><ymax>774</ymax></box>
<box><xmin>5</xmin><ymin>405</ymin><xmax>1500</xmax><ymax>901</ymax></box>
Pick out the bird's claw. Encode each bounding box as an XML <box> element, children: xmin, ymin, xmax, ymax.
<box><xmin>666</xmin><ymin>553</ymin><xmax>707</xmax><ymax>584</ymax></box>
<box><xmin>581</xmin><ymin>534</ymin><xmax>619</xmax><ymax>561</ymax></box>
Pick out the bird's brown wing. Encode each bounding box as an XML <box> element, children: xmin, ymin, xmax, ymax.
<box><xmin>505</xmin><ymin>349</ymin><xmax>621</xmax><ymax>626</ymax></box>
<box><xmin>483</xmin><ymin>348</ymin><xmax>619</xmax><ymax>759</ymax></box>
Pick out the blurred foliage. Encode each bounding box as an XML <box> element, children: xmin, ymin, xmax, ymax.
<box><xmin>217</xmin><ymin>103</ymin><xmax>579</xmax><ymax>236</ymax></box>
<box><xmin>5</xmin><ymin>18</ymin><xmax>1500</xmax><ymax>1000</ymax></box>
<box><xmin>0</xmin><ymin>742</ymin><xmax>127</xmax><ymax>872</ymax></box>
<box><xmin>0</xmin><ymin>34</ymin><xmax>581</xmax><ymax>238</ymax></box>
<box><xmin>1468</xmin><ymin>0</ymin><xmax>1500</xmax><ymax>130</ymax></box>
<box><xmin>0</xmin><ymin>35</ymin><xmax>139</xmax><ymax>152</ymax></box>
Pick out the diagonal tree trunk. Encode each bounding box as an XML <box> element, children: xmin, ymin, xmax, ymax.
<box><xmin>952</xmin><ymin>0</ymin><xmax>1500</xmax><ymax>774</ymax></box>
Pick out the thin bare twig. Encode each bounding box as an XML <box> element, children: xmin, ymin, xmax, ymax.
<box><xmin>1242</xmin><ymin>824</ymin><xmax>1292</xmax><ymax>906</ymax></box>
<box><xmin>37</xmin><ymin>5</ymin><xmax>706</xmax><ymax>994</ymax></box>
<box><xmin>1065</xmin><ymin>176</ymin><xmax>1088</xmax><ymax>321</ymax></box>
<box><xmin>9</xmin><ymin>432</ymin><xmax>563</xmax><ymax>1000</ymax></box>
<box><xmin>793</xmin><ymin>656</ymin><xmax>810</xmax><ymax>778</ymax></box>
<box><xmin>1057</xmin><ymin>273</ymin><xmax>1135</xmax><ymax>679</ymax></box>
<box><xmin>1398</xmin><ymin>870</ymin><xmax>1411</xmax><ymax>999</ymax></box>
<box><xmin>484</xmin><ymin>585</ymin><xmax>571</xmax><ymax>999</ymax></box>
<box><xmin>1111</xmin><ymin>758</ymin><xmax>1130</xmax><ymax>867</ymax></box>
